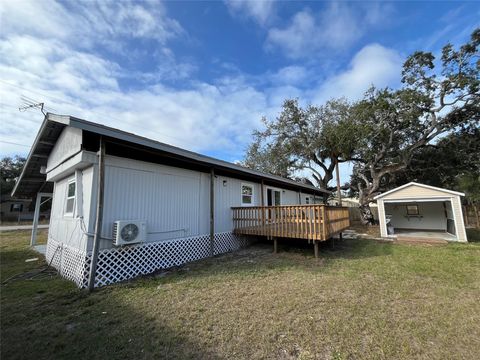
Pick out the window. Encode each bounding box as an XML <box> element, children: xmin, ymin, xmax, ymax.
<box><xmin>10</xmin><ymin>203</ymin><xmax>23</xmax><ymax>212</ymax></box>
<box><xmin>65</xmin><ymin>179</ymin><xmax>76</xmax><ymax>215</ymax></box>
<box><xmin>406</xmin><ymin>204</ymin><xmax>419</xmax><ymax>216</ymax></box>
<box><xmin>241</xmin><ymin>184</ymin><xmax>254</xmax><ymax>205</ymax></box>
<box><xmin>305</xmin><ymin>197</ymin><xmax>310</xmax><ymax>204</ymax></box>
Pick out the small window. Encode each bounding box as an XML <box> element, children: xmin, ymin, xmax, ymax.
<box><xmin>241</xmin><ymin>184</ymin><xmax>254</xmax><ymax>205</ymax></box>
<box><xmin>406</xmin><ymin>204</ymin><xmax>419</xmax><ymax>215</ymax></box>
<box><xmin>65</xmin><ymin>180</ymin><xmax>76</xmax><ymax>215</ymax></box>
<box><xmin>305</xmin><ymin>197</ymin><xmax>310</xmax><ymax>204</ymax></box>
<box><xmin>10</xmin><ymin>203</ymin><xmax>23</xmax><ymax>212</ymax></box>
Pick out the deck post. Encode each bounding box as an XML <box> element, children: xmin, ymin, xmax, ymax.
<box><xmin>30</xmin><ymin>192</ymin><xmax>52</xmax><ymax>246</ymax></box>
<box><xmin>210</xmin><ymin>168</ymin><xmax>215</xmax><ymax>257</ymax></box>
<box><xmin>273</xmin><ymin>237</ymin><xmax>277</xmax><ymax>254</ymax></box>
<box><xmin>314</xmin><ymin>240</ymin><xmax>319</xmax><ymax>259</ymax></box>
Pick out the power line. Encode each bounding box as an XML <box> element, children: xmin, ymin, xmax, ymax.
<box><xmin>0</xmin><ymin>79</ymin><xmax>214</xmax><ymax>151</ymax></box>
<box><xmin>0</xmin><ymin>140</ymin><xmax>31</xmax><ymax>148</ymax></box>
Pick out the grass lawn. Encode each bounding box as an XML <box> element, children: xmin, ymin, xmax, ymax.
<box><xmin>1</xmin><ymin>230</ymin><xmax>480</xmax><ymax>359</ymax></box>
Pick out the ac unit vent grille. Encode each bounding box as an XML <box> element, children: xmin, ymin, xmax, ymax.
<box><xmin>112</xmin><ymin>220</ymin><xmax>146</xmax><ymax>246</ymax></box>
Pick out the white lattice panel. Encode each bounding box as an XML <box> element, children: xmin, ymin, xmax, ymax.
<box><xmin>47</xmin><ymin>232</ymin><xmax>251</xmax><ymax>288</ymax></box>
<box><xmin>86</xmin><ymin>232</ymin><xmax>249</xmax><ymax>287</ymax></box>
<box><xmin>46</xmin><ymin>237</ymin><xmax>88</xmax><ymax>287</ymax></box>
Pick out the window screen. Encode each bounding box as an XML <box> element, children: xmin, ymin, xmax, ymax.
<box><xmin>241</xmin><ymin>184</ymin><xmax>253</xmax><ymax>205</ymax></box>
<box><xmin>65</xmin><ymin>180</ymin><xmax>76</xmax><ymax>215</ymax></box>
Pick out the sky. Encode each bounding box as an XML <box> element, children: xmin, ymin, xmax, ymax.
<box><xmin>0</xmin><ymin>0</ymin><xmax>478</xmax><ymax>184</ymax></box>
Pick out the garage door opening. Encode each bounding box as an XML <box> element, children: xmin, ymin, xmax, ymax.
<box><xmin>384</xmin><ymin>201</ymin><xmax>457</xmax><ymax>241</ymax></box>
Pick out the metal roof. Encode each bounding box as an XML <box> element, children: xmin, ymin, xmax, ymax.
<box><xmin>12</xmin><ymin>113</ymin><xmax>329</xmax><ymax>198</ymax></box>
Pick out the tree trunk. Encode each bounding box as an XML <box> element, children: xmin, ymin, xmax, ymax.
<box><xmin>474</xmin><ymin>203</ymin><xmax>480</xmax><ymax>229</ymax></box>
<box><xmin>359</xmin><ymin>203</ymin><xmax>375</xmax><ymax>225</ymax></box>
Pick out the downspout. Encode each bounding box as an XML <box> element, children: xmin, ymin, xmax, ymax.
<box><xmin>209</xmin><ymin>168</ymin><xmax>215</xmax><ymax>257</ymax></box>
<box><xmin>88</xmin><ymin>137</ymin><xmax>106</xmax><ymax>291</ymax></box>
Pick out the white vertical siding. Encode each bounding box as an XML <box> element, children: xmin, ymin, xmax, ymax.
<box><xmin>453</xmin><ymin>196</ymin><xmax>468</xmax><ymax>242</ymax></box>
<box><xmin>99</xmin><ymin>159</ymin><xmax>202</xmax><ymax>249</ymax></box>
<box><xmin>47</xmin><ymin>127</ymin><xmax>82</xmax><ymax>171</ymax></box>
<box><xmin>48</xmin><ymin>169</ymin><xmax>92</xmax><ymax>252</ymax></box>
<box><xmin>378</xmin><ymin>199</ymin><xmax>387</xmax><ymax>237</ymax></box>
<box><xmin>282</xmin><ymin>189</ymin><xmax>300</xmax><ymax>205</ymax></box>
<box><xmin>80</xmin><ymin>155</ymin><xmax>317</xmax><ymax>251</ymax></box>
<box><xmin>214</xmin><ymin>175</ymin><xmax>262</xmax><ymax>233</ymax></box>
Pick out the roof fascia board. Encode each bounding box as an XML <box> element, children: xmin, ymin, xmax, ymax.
<box><xmin>11</xmin><ymin>115</ymin><xmax>50</xmax><ymax>197</ymax></box>
<box><xmin>383</xmin><ymin>197</ymin><xmax>454</xmax><ymax>203</ymax></box>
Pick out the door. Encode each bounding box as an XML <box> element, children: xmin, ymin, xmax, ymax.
<box><xmin>267</xmin><ymin>188</ymin><xmax>281</xmax><ymax>206</ymax></box>
<box><xmin>266</xmin><ymin>188</ymin><xmax>281</xmax><ymax>222</ymax></box>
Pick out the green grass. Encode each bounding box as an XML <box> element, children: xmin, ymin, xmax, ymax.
<box><xmin>1</xmin><ymin>230</ymin><xmax>480</xmax><ymax>359</ymax></box>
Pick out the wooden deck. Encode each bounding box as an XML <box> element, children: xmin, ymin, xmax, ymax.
<box><xmin>232</xmin><ymin>205</ymin><xmax>350</xmax><ymax>241</ymax></box>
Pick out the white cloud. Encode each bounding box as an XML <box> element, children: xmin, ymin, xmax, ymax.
<box><xmin>0</xmin><ymin>0</ymin><xmax>184</xmax><ymax>50</ymax></box>
<box><xmin>266</xmin><ymin>2</ymin><xmax>392</xmax><ymax>59</ymax></box>
<box><xmin>224</xmin><ymin>0</ymin><xmax>276</xmax><ymax>25</ymax></box>
<box><xmin>0</xmin><ymin>33</ymin><xmax>270</xmax><ymax>158</ymax></box>
<box><xmin>312</xmin><ymin>43</ymin><xmax>403</xmax><ymax>103</ymax></box>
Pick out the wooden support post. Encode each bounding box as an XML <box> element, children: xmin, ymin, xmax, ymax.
<box><xmin>30</xmin><ymin>192</ymin><xmax>52</xmax><ymax>246</ymax></box>
<box><xmin>88</xmin><ymin>137</ymin><xmax>106</xmax><ymax>292</ymax></box>
<box><xmin>209</xmin><ymin>168</ymin><xmax>215</xmax><ymax>257</ymax></box>
<box><xmin>273</xmin><ymin>237</ymin><xmax>277</xmax><ymax>254</ymax></box>
<box><xmin>314</xmin><ymin>241</ymin><xmax>319</xmax><ymax>259</ymax></box>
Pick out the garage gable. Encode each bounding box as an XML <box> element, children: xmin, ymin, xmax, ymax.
<box><xmin>374</xmin><ymin>182</ymin><xmax>464</xmax><ymax>200</ymax></box>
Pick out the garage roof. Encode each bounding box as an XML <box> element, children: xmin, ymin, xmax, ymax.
<box><xmin>373</xmin><ymin>182</ymin><xmax>464</xmax><ymax>200</ymax></box>
<box><xmin>12</xmin><ymin>113</ymin><xmax>329</xmax><ymax>198</ymax></box>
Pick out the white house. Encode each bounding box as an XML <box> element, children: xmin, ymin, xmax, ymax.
<box><xmin>374</xmin><ymin>182</ymin><xmax>467</xmax><ymax>242</ymax></box>
<box><xmin>12</xmin><ymin>113</ymin><xmax>330</xmax><ymax>288</ymax></box>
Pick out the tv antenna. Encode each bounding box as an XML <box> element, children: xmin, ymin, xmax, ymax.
<box><xmin>19</xmin><ymin>95</ymin><xmax>48</xmax><ymax>115</ymax></box>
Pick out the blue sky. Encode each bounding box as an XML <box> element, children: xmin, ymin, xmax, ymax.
<box><xmin>0</xmin><ymin>0</ymin><xmax>478</xmax><ymax>183</ymax></box>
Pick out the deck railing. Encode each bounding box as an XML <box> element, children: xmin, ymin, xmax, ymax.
<box><xmin>232</xmin><ymin>205</ymin><xmax>350</xmax><ymax>241</ymax></box>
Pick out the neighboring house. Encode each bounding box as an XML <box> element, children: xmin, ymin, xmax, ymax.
<box><xmin>375</xmin><ymin>182</ymin><xmax>467</xmax><ymax>242</ymax></box>
<box><xmin>12</xmin><ymin>113</ymin><xmax>336</xmax><ymax>288</ymax></box>
<box><xmin>0</xmin><ymin>195</ymin><xmax>33</xmax><ymax>222</ymax></box>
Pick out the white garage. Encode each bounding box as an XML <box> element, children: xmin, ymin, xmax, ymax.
<box><xmin>375</xmin><ymin>182</ymin><xmax>468</xmax><ymax>242</ymax></box>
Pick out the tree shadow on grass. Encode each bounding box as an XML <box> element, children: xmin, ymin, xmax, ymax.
<box><xmin>1</xmin><ymin>268</ymin><xmax>224</xmax><ymax>360</ymax></box>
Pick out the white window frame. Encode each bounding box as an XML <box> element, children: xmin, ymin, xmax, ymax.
<box><xmin>241</xmin><ymin>183</ymin><xmax>255</xmax><ymax>206</ymax></box>
<box><xmin>64</xmin><ymin>178</ymin><xmax>76</xmax><ymax>217</ymax></box>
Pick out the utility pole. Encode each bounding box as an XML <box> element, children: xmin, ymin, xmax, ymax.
<box><xmin>335</xmin><ymin>158</ymin><xmax>342</xmax><ymax>206</ymax></box>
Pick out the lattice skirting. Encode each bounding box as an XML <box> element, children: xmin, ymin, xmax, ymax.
<box><xmin>46</xmin><ymin>232</ymin><xmax>252</xmax><ymax>288</ymax></box>
<box><xmin>46</xmin><ymin>237</ymin><xmax>88</xmax><ymax>287</ymax></box>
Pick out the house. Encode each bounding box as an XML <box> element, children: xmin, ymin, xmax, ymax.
<box><xmin>0</xmin><ymin>195</ymin><xmax>50</xmax><ymax>223</ymax></box>
<box><xmin>0</xmin><ymin>195</ymin><xmax>32</xmax><ymax>222</ymax></box>
<box><xmin>375</xmin><ymin>182</ymin><xmax>467</xmax><ymax>242</ymax></box>
<box><xmin>12</xmin><ymin>113</ymin><xmax>349</xmax><ymax>288</ymax></box>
